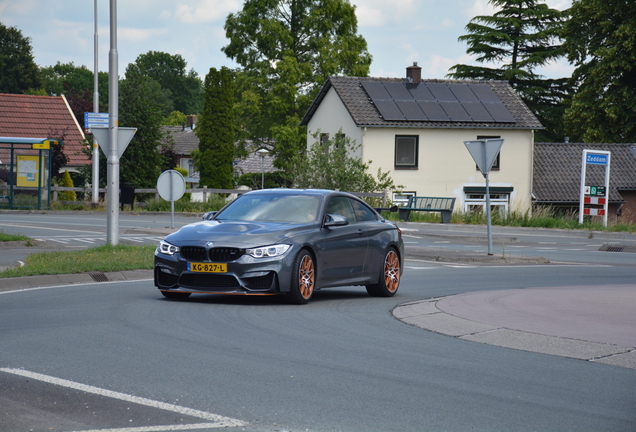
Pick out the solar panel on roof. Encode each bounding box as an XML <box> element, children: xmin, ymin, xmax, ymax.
<box><xmin>440</xmin><ymin>101</ymin><xmax>472</xmax><ymax>121</ymax></box>
<box><xmin>408</xmin><ymin>84</ymin><xmax>436</xmax><ymax>101</ymax></box>
<box><xmin>483</xmin><ymin>102</ymin><xmax>516</xmax><ymax>123</ymax></box>
<box><xmin>426</xmin><ymin>83</ymin><xmax>457</xmax><ymax>101</ymax></box>
<box><xmin>373</xmin><ymin>99</ymin><xmax>406</xmax><ymax>121</ymax></box>
<box><xmin>468</xmin><ymin>84</ymin><xmax>501</xmax><ymax>102</ymax></box>
<box><xmin>462</xmin><ymin>102</ymin><xmax>494</xmax><ymax>122</ymax></box>
<box><xmin>396</xmin><ymin>100</ymin><xmax>427</xmax><ymax>121</ymax></box>
<box><xmin>418</xmin><ymin>101</ymin><xmax>450</xmax><ymax>121</ymax></box>
<box><xmin>382</xmin><ymin>81</ymin><xmax>413</xmax><ymax>100</ymax></box>
<box><xmin>449</xmin><ymin>84</ymin><xmax>480</xmax><ymax>102</ymax></box>
<box><xmin>361</xmin><ymin>81</ymin><xmax>391</xmax><ymax>100</ymax></box>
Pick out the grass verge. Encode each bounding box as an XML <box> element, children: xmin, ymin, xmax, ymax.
<box><xmin>0</xmin><ymin>244</ymin><xmax>156</xmax><ymax>278</ymax></box>
<box><xmin>0</xmin><ymin>231</ymin><xmax>30</xmax><ymax>242</ymax></box>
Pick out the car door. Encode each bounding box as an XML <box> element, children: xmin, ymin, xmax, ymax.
<box><xmin>318</xmin><ymin>196</ymin><xmax>369</xmax><ymax>286</ymax></box>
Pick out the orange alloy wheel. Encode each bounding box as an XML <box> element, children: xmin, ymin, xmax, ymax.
<box><xmin>384</xmin><ymin>250</ymin><xmax>400</xmax><ymax>293</ymax></box>
<box><xmin>298</xmin><ymin>255</ymin><xmax>315</xmax><ymax>299</ymax></box>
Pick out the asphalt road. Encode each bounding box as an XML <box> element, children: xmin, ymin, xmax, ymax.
<box><xmin>1</xmin><ymin>212</ymin><xmax>636</xmax><ymax>431</ymax></box>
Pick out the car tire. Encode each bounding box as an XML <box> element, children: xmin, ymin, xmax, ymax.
<box><xmin>161</xmin><ymin>290</ymin><xmax>191</xmax><ymax>300</ymax></box>
<box><xmin>287</xmin><ymin>250</ymin><xmax>315</xmax><ymax>304</ymax></box>
<box><xmin>366</xmin><ymin>247</ymin><xmax>401</xmax><ymax>297</ymax></box>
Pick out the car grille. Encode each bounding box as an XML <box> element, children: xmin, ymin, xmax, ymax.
<box><xmin>178</xmin><ymin>273</ymin><xmax>240</xmax><ymax>290</ymax></box>
<box><xmin>180</xmin><ymin>246</ymin><xmax>206</xmax><ymax>261</ymax></box>
<box><xmin>209</xmin><ymin>248</ymin><xmax>244</xmax><ymax>262</ymax></box>
<box><xmin>180</xmin><ymin>246</ymin><xmax>244</xmax><ymax>262</ymax></box>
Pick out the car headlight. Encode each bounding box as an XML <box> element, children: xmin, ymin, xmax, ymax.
<box><xmin>158</xmin><ymin>240</ymin><xmax>180</xmax><ymax>255</ymax></box>
<box><xmin>246</xmin><ymin>244</ymin><xmax>290</xmax><ymax>258</ymax></box>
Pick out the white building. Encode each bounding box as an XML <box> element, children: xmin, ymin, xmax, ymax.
<box><xmin>300</xmin><ymin>63</ymin><xmax>543</xmax><ymax>213</ymax></box>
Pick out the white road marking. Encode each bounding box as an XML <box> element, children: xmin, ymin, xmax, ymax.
<box><xmin>1</xmin><ymin>223</ymin><xmax>100</xmax><ymax>234</ymax></box>
<box><xmin>68</xmin><ymin>424</ymin><xmax>232</xmax><ymax>431</ymax></box>
<box><xmin>0</xmin><ymin>368</ymin><xmax>245</xmax><ymax>429</ymax></box>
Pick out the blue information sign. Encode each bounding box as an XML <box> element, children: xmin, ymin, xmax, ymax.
<box><xmin>586</xmin><ymin>153</ymin><xmax>608</xmax><ymax>165</ymax></box>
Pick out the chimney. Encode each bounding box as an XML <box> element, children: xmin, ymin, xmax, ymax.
<box><xmin>406</xmin><ymin>62</ymin><xmax>421</xmax><ymax>83</ymax></box>
<box><xmin>187</xmin><ymin>114</ymin><xmax>198</xmax><ymax>129</ymax></box>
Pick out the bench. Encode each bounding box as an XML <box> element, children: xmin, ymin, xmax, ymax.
<box><xmin>398</xmin><ymin>197</ymin><xmax>456</xmax><ymax>223</ymax></box>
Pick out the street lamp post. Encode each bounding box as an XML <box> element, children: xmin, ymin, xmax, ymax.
<box><xmin>256</xmin><ymin>148</ymin><xmax>269</xmax><ymax>189</ymax></box>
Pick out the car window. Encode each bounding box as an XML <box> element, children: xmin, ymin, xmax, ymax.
<box><xmin>326</xmin><ymin>197</ymin><xmax>357</xmax><ymax>223</ymax></box>
<box><xmin>351</xmin><ymin>199</ymin><xmax>377</xmax><ymax>222</ymax></box>
<box><xmin>216</xmin><ymin>194</ymin><xmax>320</xmax><ymax>223</ymax></box>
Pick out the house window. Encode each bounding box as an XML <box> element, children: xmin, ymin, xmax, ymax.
<box><xmin>476</xmin><ymin>135</ymin><xmax>500</xmax><ymax>170</ymax></box>
<box><xmin>463</xmin><ymin>186</ymin><xmax>513</xmax><ymax>214</ymax></box>
<box><xmin>395</xmin><ymin>135</ymin><xmax>418</xmax><ymax>169</ymax></box>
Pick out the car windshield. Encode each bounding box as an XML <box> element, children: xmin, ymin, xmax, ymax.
<box><xmin>216</xmin><ymin>194</ymin><xmax>321</xmax><ymax>223</ymax></box>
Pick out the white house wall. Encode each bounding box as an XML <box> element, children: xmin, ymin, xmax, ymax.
<box><xmin>306</xmin><ymin>87</ymin><xmax>362</xmax><ymax>157</ymax></box>
<box><xmin>362</xmin><ymin>127</ymin><xmax>534</xmax><ymax>212</ymax></box>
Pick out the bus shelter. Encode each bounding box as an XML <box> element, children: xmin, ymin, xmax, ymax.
<box><xmin>0</xmin><ymin>137</ymin><xmax>63</xmax><ymax>210</ymax></box>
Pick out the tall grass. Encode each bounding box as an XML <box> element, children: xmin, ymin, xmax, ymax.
<box><xmin>382</xmin><ymin>206</ymin><xmax>636</xmax><ymax>232</ymax></box>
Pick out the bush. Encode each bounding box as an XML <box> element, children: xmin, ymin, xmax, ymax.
<box><xmin>58</xmin><ymin>170</ymin><xmax>76</xmax><ymax>201</ymax></box>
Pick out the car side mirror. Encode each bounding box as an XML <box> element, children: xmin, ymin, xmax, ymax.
<box><xmin>324</xmin><ymin>214</ymin><xmax>349</xmax><ymax>227</ymax></box>
<box><xmin>202</xmin><ymin>211</ymin><xmax>217</xmax><ymax>220</ymax></box>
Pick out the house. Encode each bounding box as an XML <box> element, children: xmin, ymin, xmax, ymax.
<box><xmin>0</xmin><ymin>93</ymin><xmax>90</xmax><ymax>174</ymax></box>
<box><xmin>533</xmin><ymin>142</ymin><xmax>636</xmax><ymax>223</ymax></box>
<box><xmin>300</xmin><ymin>63</ymin><xmax>542</xmax><ymax>212</ymax></box>
<box><xmin>160</xmin><ymin>115</ymin><xmax>276</xmax><ymax>185</ymax></box>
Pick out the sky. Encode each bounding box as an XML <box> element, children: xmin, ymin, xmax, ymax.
<box><xmin>0</xmin><ymin>0</ymin><xmax>573</xmax><ymax>81</ymax></box>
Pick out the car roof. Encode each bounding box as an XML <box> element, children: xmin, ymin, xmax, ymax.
<box><xmin>243</xmin><ymin>188</ymin><xmax>353</xmax><ymax>198</ymax></box>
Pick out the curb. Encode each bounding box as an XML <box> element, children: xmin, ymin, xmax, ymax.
<box><xmin>0</xmin><ymin>269</ymin><xmax>153</xmax><ymax>292</ymax></box>
<box><xmin>393</xmin><ymin>299</ymin><xmax>636</xmax><ymax>370</ymax></box>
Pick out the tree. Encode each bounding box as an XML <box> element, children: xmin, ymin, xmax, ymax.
<box><xmin>133</xmin><ymin>51</ymin><xmax>203</xmax><ymax>115</ymax></box>
<box><xmin>447</xmin><ymin>0</ymin><xmax>569</xmax><ymax>141</ymax></box>
<box><xmin>40</xmin><ymin>62</ymin><xmax>109</xmax><ymax>109</ymax></box>
<box><xmin>0</xmin><ymin>22</ymin><xmax>41</xmax><ymax>93</ymax></box>
<box><xmin>222</xmin><ymin>0</ymin><xmax>372</xmax><ymax>170</ymax></box>
<box><xmin>193</xmin><ymin>67</ymin><xmax>236</xmax><ymax>189</ymax></box>
<box><xmin>563</xmin><ymin>0</ymin><xmax>636</xmax><ymax>143</ymax></box>
<box><xmin>115</xmin><ymin>65</ymin><xmax>168</xmax><ymax>188</ymax></box>
<box><xmin>291</xmin><ymin>131</ymin><xmax>401</xmax><ymax>194</ymax></box>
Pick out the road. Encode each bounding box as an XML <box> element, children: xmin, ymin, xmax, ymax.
<box><xmin>1</xmin><ymin>212</ymin><xmax>635</xmax><ymax>431</ymax></box>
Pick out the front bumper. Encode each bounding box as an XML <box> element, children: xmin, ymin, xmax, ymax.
<box><xmin>154</xmin><ymin>247</ymin><xmax>297</xmax><ymax>295</ymax></box>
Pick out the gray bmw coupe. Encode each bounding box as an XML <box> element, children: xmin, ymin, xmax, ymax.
<box><xmin>154</xmin><ymin>189</ymin><xmax>404</xmax><ymax>304</ymax></box>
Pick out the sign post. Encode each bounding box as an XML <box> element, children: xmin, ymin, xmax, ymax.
<box><xmin>464</xmin><ymin>139</ymin><xmax>504</xmax><ymax>255</ymax></box>
<box><xmin>157</xmin><ymin>170</ymin><xmax>186</xmax><ymax>229</ymax></box>
<box><xmin>579</xmin><ymin>150</ymin><xmax>611</xmax><ymax>226</ymax></box>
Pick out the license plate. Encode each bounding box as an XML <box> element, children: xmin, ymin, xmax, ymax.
<box><xmin>188</xmin><ymin>262</ymin><xmax>227</xmax><ymax>273</ymax></box>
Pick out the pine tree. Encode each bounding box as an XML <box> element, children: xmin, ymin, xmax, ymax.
<box><xmin>447</xmin><ymin>0</ymin><xmax>569</xmax><ymax>141</ymax></box>
<box><xmin>193</xmin><ymin>67</ymin><xmax>236</xmax><ymax>189</ymax></box>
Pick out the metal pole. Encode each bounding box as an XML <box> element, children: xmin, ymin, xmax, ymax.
<box><xmin>106</xmin><ymin>0</ymin><xmax>119</xmax><ymax>245</ymax></box>
<box><xmin>261</xmin><ymin>156</ymin><xmax>264</xmax><ymax>189</ymax></box>
<box><xmin>92</xmin><ymin>0</ymin><xmax>99</xmax><ymax>203</ymax></box>
<box><xmin>485</xmin><ymin>172</ymin><xmax>493</xmax><ymax>255</ymax></box>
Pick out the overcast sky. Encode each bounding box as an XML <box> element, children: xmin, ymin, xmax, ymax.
<box><xmin>0</xmin><ymin>0</ymin><xmax>573</xmax><ymax>81</ymax></box>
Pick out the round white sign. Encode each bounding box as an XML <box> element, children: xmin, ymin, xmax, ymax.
<box><xmin>156</xmin><ymin>170</ymin><xmax>186</xmax><ymax>202</ymax></box>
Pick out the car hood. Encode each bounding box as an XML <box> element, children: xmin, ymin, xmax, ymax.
<box><xmin>163</xmin><ymin>220</ymin><xmax>316</xmax><ymax>248</ymax></box>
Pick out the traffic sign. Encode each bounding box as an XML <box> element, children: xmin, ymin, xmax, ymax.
<box><xmin>586</xmin><ymin>153</ymin><xmax>609</xmax><ymax>165</ymax></box>
<box><xmin>84</xmin><ymin>112</ymin><xmax>109</xmax><ymax>132</ymax></box>
<box><xmin>157</xmin><ymin>170</ymin><xmax>186</xmax><ymax>202</ymax></box>
<box><xmin>157</xmin><ymin>170</ymin><xmax>186</xmax><ymax>229</ymax></box>
<box><xmin>92</xmin><ymin>127</ymin><xmax>137</xmax><ymax>158</ymax></box>
<box><xmin>464</xmin><ymin>139</ymin><xmax>503</xmax><ymax>176</ymax></box>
